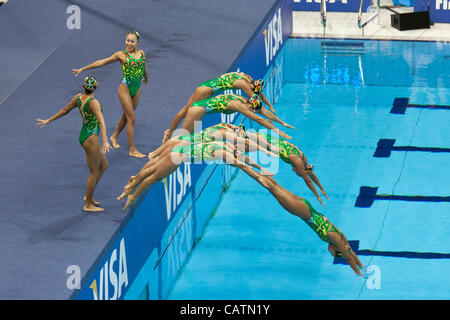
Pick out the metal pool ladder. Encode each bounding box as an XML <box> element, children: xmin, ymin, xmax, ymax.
<box><xmin>321</xmin><ymin>0</ymin><xmax>327</xmax><ymax>35</ymax></box>
<box><xmin>358</xmin><ymin>0</ymin><xmax>380</xmax><ymax>35</ymax></box>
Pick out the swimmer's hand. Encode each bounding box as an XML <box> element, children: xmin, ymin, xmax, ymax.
<box><xmin>36</xmin><ymin>118</ymin><xmax>50</xmax><ymax>127</ymax></box>
<box><xmin>72</xmin><ymin>68</ymin><xmax>83</xmax><ymax>77</ymax></box>
<box><xmin>283</xmin><ymin>122</ymin><xmax>296</xmax><ymax>129</ymax></box>
<box><xmin>101</xmin><ymin>141</ymin><xmax>112</xmax><ymax>153</ymax></box>
<box><xmin>317</xmin><ymin>195</ymin><xmax>325</xmax><ymax>207</ymax></box>
<box><xmin>260</xmin><ymin>168</ymin><xmax>274</xmax><ymax>176</ymax></box>
<box><xmin>275</xmin><ymin>130</ymin><xmax>291</xmax><ymax>140</ymax></box>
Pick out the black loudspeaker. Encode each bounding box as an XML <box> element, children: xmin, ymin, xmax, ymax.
<box><xmin>391</xmin><ymin>11</ymin><xmax>430</xmax><ymax>31</ymax></box>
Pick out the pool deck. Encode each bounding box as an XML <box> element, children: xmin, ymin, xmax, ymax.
<box><xmin>292</xmin><ymin>1</ymin><xmax>450</xmax><ymax>42</ymax></box>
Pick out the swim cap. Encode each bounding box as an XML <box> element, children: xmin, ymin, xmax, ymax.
<box><xmin>253</xmin><ymin>79</ymin><xmax>264</xmax><ymax>94</ymax></box>
<box><xmin>249</xmin><ymin>94</ymin><xmax>262</xmax><ymax>110</ymax></box>
<box><xmin>127</xmin><ymin>30</ymin><xmax>140</xmax><ymax>41</ymax></box>
<box><xmin>233</xmin><ymin>149</ymin><xmax>244</xmax><ymax>160</ymax></box>
<box><xmin>236</xmin><ymin>124</ymin><xmax>247</xmax><ymax>138</ymax></box>
<box><xmin>83</xmin><ymin>76</ymin><xmax>98</xmax><ymax>90</ymax></box>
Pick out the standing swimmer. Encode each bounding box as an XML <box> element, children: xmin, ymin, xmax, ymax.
<box><xmin>72</xmin><ymin>30</ymin><xmax>149</xmax><ymax>158</ymax></box>
<box><xmin>36</xmin><ymin>76</ymin><xmax>111</xmax><ymax>212</ymax></box>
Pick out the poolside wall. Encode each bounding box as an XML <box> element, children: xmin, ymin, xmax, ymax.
<box><xmin>70</xmin><ymin>0</ymin><xmax>292</xmax><ymax>300</ymax></box>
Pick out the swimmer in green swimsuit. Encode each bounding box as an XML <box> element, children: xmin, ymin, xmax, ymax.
<box><xmin>72</xmin><ymin>30</ymin><xmax>149</xmax><ymax>158</ymax></box>
<box><xmin>163</xmin><ymin>72</ymin><xmax>276</xmax><ymax>143</ymax></box>
<box><xmin>117</xmin><ymin>141</ymin><xmax>257</xmax><ymax>209</ymax></box>
<box><xmin>178</xmin><ymin>93</ymin><xmax>293</xmax><ymax>140</ymax></box>
<box><xmin>122</xmin><ymin>123</ymin><xmax>278</xmax><ymax>202</ymax></box>
<box><xmin>149</xmin><ymin>122</ymin><xmax>243</xmax><ymax>160</ymax></box>
<box><xmin>237</xmin><ymin>165</ymin><xmax>365</xmax><ymax>277</ymax></box>
<box><xmin>252</xmin><ymin>131</ymin><xmax>329</xmax><ymax>206</ymax></box>
<box><xmin>37</xmin><ymin>76</ymin><xmax>111</xmax><ymax>212</ymax></box>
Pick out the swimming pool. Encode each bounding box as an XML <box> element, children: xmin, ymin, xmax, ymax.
<box><xmin>168</xmin><ymin>38</ymin><xmax>450</xmax><ymax>300</ymax></box>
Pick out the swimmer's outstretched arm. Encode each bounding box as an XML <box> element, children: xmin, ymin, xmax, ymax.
<box><xmin>235</xmin><ymin>135</ymin><xmax>278</xmax><ymax>157</ymax></box>
<box><xmin>72</xmin><ymin>51</ymin><xmax>122</xmax><ymax>76</ymax></box>
<box><xmin>234</xmin><ymin>162</ymin><xmax>271</xmax><ymax>189</ymax></box>
<box><xmin>214</xmin><ymin>150</ymin><xmax>260</xmax><ymax>175</ymax></box>
<box><xmin>216</xmin><ymin>131</ymin><xmax>278</xmax><ymax>157</ymax></box>
<box><xmin>258</xmin><ymin>93</ymin><xmax>277</xmax><ymax>116</ymax></box>
<box><xmin>308</xmin><ymin>171</ymin><xmax>329</xmax><ymax>201</ymax></box>
<box><xmin>244</xmin><ymin>131</ymin><xmax>280</xmax><ymax>154</ymax></box>
<box><xmin>291</xmin><ymin>156</ymin><xmax>324</xmax><ymax>206</ymax></box>
<box><xmin>242</xmin><ymin>155</ymin><xmax>274</xmax><ymax>176</ymax></box>
<box><xmin>256</xmin><ymin>107</ymin><xmax>295</xmax><ymax>129</ymax></box>
<box><xmin>327</xmin><ymin>232</ymin><xmax>364</xmax><ymax>277</ymax></box>
<box><xmin>236</xmin><ymin>106</ymin><xmax>292</xmax><ymax>140</ymax></box>
<box><xmin>36</xmin><ymin>94</ymin><xmax>79</xmax><ymax>127</ymax></box>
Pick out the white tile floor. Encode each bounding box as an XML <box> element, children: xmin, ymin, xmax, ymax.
<box><xmin>292</xmin><ymin>1</ymin><xmax>450</xmax><ymax>41</ymax></box>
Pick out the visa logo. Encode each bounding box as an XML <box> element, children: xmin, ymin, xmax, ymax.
<box><xmin>89</xmin><ymin>238</ymin><xmax>128</xmax><ymax>300</ymax></box>
<box><xmin>264</xmin><ymin>8</ymin><xmax>283</xmax><ymax>66</ymax></box>
<box><xmin>435</xmin><ymin>0</ymin><xmax>449</xmax><ymax>9</ymax></box>
<box><xmin>163</xmin><ymin>163</ymin><xmax>192</xmax><ymax>221</ymax></box>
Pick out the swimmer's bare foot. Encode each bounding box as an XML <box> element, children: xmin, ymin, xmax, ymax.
<box><xmin>110</xmin><ymin>135</ymin><xmax>120</xmax><ymax>149</ymax></box>
<box><xmin>84</xmin><ymin>196</ymin><xmax>100</xmax><ymax>206</ymax></box>
<box><xmin>129</xmin><ymin>149</ymin><xmax>146</xmax><ymax>158</ymax></box>
<box><xmin>126</xmin><ymin>175</ymin><xmax>136</xmax><ymax>186</ymax></box>
<box><xmin>123</xmin><ymin>195</ymin><xmax>136</xmax><ymax>209</ymax></box>
<box><xmin>117</xmin><ymin>183</ymin><xmax>134</xmax><ymax>200</ymax></box>
<box><xmin>83</xmin><ymin>204</ymin><xmax>104</xmax><ymax>212</ymax></box>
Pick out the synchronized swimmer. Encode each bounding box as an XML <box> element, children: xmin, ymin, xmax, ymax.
<box><xmin>163</xmin><ymin>71</ymin><xmax>276</xmax><ymax>143</ymax></box>
<box><xmin>174</xmin><ymin>93</ymin><xmax>294</xmax><ymax>140</ymax></box>
<box><xmin>117</xmin><ymin>123</ymin><xmax>278</xmax><ymax>209</ymax></box>
<box><xmin>72</xmin><ymin>30</ymin><xmax>149</xmax><ymax>158</ymax></box>
<box><xmin>37</xmin><ymin>76</ymin><xmax>111</xmax><ymax>212</ymax></box>
<box><xmin>253</xmin><ymin>131</ymin><xmax>329</xmax><ymax>206</ymax></box>
<box><xmin>117</xmin><ymin>140</ymin><xmax>270</xmax><ymax>209</ymax></box>
<box><xmin>237</xmin><ymin>165</ymin><xmax>364</xmax><ymax>277</ymax></box>
<box><xmin>37</xmin><ymin>30</ymin><xmax>362</xmax><ymax>276</ymax></box>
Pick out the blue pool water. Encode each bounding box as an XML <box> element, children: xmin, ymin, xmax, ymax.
<box><xmin>168</xmin><ymin>38</ymin><xmax>450</xmax><ymax>300</ymax></box>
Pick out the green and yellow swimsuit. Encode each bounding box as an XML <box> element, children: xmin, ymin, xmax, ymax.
<box><xmin>198</xmin><ymin>72</ymin><xmax>248</xmax><ymax>93</ymax></box>
<box><xmin>302</xmin><ymin>199</ymin><xmax>343</xmax><ymax>243</ymax></box>
<box><xmin>121</xmin><ymin>49</ymin><xmax>146</xmax><ymax>97</ymax></box>
<box><xmin>77</xmin><ymin>95</ymin><xmax>103</xmax><ymax>146</ymax></box>
<box><xmin>177</xmin><ymin>123</ymin><xmax>230</xmax><ymax>144</ymax></box>
<box><xmin>170</xmin><ymin>141</ymin><xmax>228</xmax><ymax>162</ymax></box>
<box><xmin>190</xmin><ymin>94</ymin><xmax>245</xmax><ymax>114</ymax></box>
<box><xmin>257</xmin><ymin>132</ymin><xmax>303</xmax><ymax>164</ymax></box>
